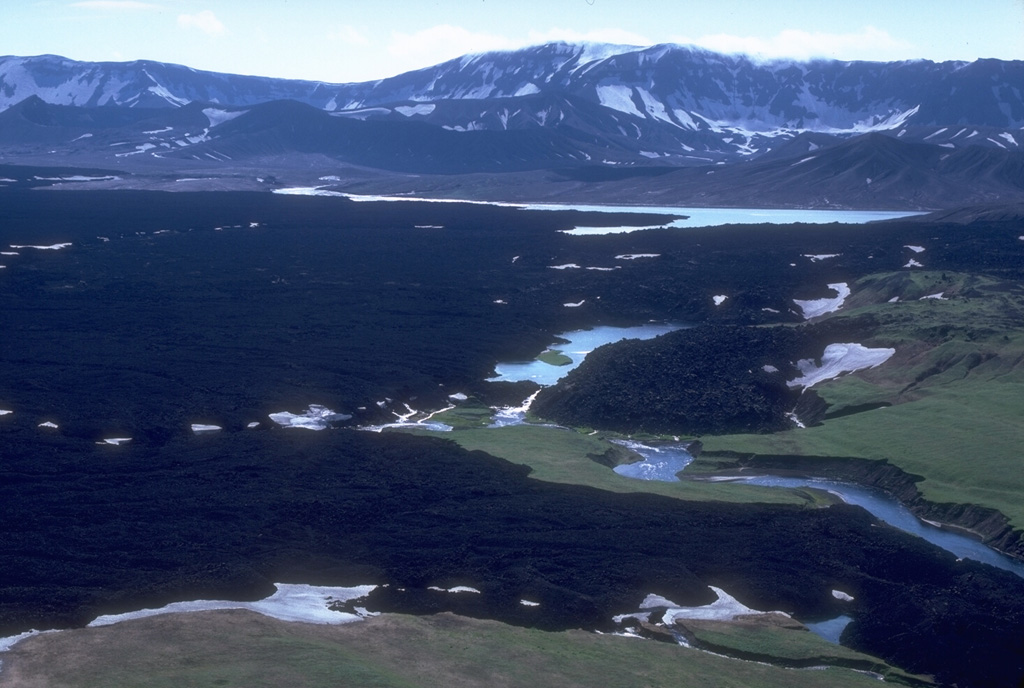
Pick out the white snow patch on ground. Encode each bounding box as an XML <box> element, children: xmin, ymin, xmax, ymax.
<box><xmin>585</xmin><ymin>266</ymin><xmax>618</xmax><ymax>271</ymax></box>
<box><xmin>762</xmin><ymin>365</ymin><xmax>779</xmax><ymax>373</ymax></box>
<box><xmin>395</xmin><ymin>103</ymin><xmax>436</xmax><ymax>116</ymax></box>
<box><xmin>448</xmin><ymin>393</ymin><xmax>468</xmax><ymax>401</ymax></box>
<box><xmin>596</xmin><ymin>84</ymin><xmax>643</xmax><ymax>118</ymax></box>
<box><xmin>1</xmin><ymin>252</ymin><xmax>18</xmax><ymax>256</ymax></box>
<box><xmin>88</xmin><ymin>584</ymin><xmax>378</xmax><ymax>627</ymax></box>
<box><xmin>203</xmin><ymin>108</ymin><xmax>246</xmax><ymax>127</ymax></box>
<box><xmin>904</xmin><ymin>259</ymin><xmax>924</xmax><ymax>268</ymax></box>
<box><xmin>269</xmin><ymin>405</ymin><xmax>351</xmax><ymax>430</ymax></box>
<box><xmin>616</xmin><ymin>253</ymin><xmax>660</xmax><ymax>260</ymax></box>
<box><xmin>428</xmin><ymin>586</ymin><xmax>480</xmax><ymax>594</ymax></box>
<box><xmin>905</xmin><ymin>245</ymin><xmax>926</xmax><ymax>253</ymax></box>
<box><xmin>793</xmin><ymin>282</ymin><xmax>850</xmax><ymax>319</ymax></box>
<box><xmin>38</xmin><ymin>421</ymin><xmax>59</xmax><ymax>429</ymax></box>
<box><xmin>272</xmin><ymin>187</ymin><xmax>349</xmax><ymax>197</ymax></box>
<box><xmin>564</xmin><ymin>300</ymin><xmax>586</xmax><ymax>307</ymax></box>
<box><xmin>143</xmin><ymin>126</ymin><xmax>173</xmax><ymax>135</ymax></box>
<box><xmin>999</xmin><ymin>132</ymin><xmax>1019</xmax><ymax>146</ymax></box>
<box><xmin>655</xmin><ymin>587</ymin><xmax>786</xmax><ymax>624</ymax></box>
<box><xmin>832</xmin><ymin>590</ymin><xmax>855</xmax><ymax>602</ymax></box>
<box><xmin>713</xmin><ymin>295</ymin><xmax>728</xmax><ymax>306</ymax></box>
<box><xmin>548</xmin><ymin>263</ymin><xmax>581</xmax><ymax>270</ymax></box>
<box><xmin>514</xmin><ymin>83</ymin><xmax>540</xmax><ymax>96</ymax></box>
<box><xmin>10</xmin><ymin>243</ymin><xmax>71</xmax><ymax>251</ymax></box>
<box><xmin>791</xmin><ymin>155</ymin><xmax>817</xmax><ymax>166</ymax></box>
<box><xmin>802</xmin><ymin>254</ymin><xmax>840</xmax><ymax>262</ymax></box>
<box><xmin>97</xmin><ymin>438</ymin><xmax>131</xmax><ymax>446</ymax></box>
<box><xmin>787</xmin><ymin>343</ymin><xmax>895</xmax><ymax>389</ymax></box>
<box><xmin>888</xmin><ymin>296</ymin><xmax>900</xmax><ymax>303</ymax></box>
<box><xmin>190</xmin><ymin>424</ymin><xmax>221</xmax><ymax>433</ymax></box>
<box><xmin>247</xmin><ymin>422</ymin><xmax>260</xmax><ymax>429</ymax></box>
<box><xmin>920</xmin><ymin>292</ymin><xmax>948</xmax><ymax>300</ymax></box>
<box><xmin>0</xmin><ymin>410</ymin><xmax>12</xmax><ymax>416</ymax></box>
<box><xmin>520</xmin><ymin>599</ymin><xmax>540</xmax><ymax>607</ymax></box>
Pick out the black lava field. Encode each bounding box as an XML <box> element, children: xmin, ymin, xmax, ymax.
<box><xmin>3</xmin><ymin>189</ymin><xmax>1024</xmax><ymax>688</ymax></box>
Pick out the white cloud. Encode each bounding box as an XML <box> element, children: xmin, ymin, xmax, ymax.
<box><xmin>178</xmin><ymin>10</ymin><xmax>225</xmax><ymax>37</ymax></box>
<box><xmin>328</xmin><ymin>24</ymin><xmax>371</xmax><ymax>46</ymax></box>
<box><xmin>70</xmin><ymin>1</ymin><xmax>161</xmax><ymax>8</ymax></box>
<box><xmin>387</xmin><ymin>24</ymin><xmax>518</xmax><ymax>66</ymax></box>
<box><xmin>526</xmin><ymin>27</ymin><xmax>652</xmax><ymax>48</ymax></box>
<box><xmin>673</xmin><ymin>26</ymin><xmax>916</xmax><ymax>62</ymax></box>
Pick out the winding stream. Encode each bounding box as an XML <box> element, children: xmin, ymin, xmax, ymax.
<box><xmin>619</xmin><ymin>443</ymin><xmax>1024</xmax><ymax>579</ymax></box>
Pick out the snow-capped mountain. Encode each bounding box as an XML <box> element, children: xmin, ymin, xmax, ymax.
<box><xmin>0</xmin><ymin>43</ymin><xmax>1022</xmax><ymax>170</ymax></box>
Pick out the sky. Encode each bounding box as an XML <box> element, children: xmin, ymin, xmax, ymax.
<box><xmin>3</xmin><ymin>0</ymin><xmax>1023</xmax><ymax>83</ymax></box>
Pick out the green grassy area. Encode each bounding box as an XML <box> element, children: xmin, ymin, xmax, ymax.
<box><xmin>537</xmin><ymin>349</ymin><xmax>573</xmax><ymax>366</ymax></box>
<box><xmin>433</xmin><ymin>424</ymin><xmax>828</xmax><ymax>506</ymax></box>
<box><xmin>701</xmin><ymin>272</ymin><xmax>1024</xmax><ymax>528</ymax></box>
<box><xmin>0</xmin><ymin>609</ymin><xmax>912</xmax><ymax>688</ymax></box>
<box><xmin>679</xmin><ymin>618</ymin><xmax>929</xmax><ymax>684</ymax></box>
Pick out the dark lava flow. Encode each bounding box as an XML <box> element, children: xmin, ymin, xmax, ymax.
<box><xmin>2</xmin><ymin>189</ymin><xmax>1024</xmax><ymax>687</ymax></box>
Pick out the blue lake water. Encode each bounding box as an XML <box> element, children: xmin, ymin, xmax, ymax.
<box><xmin>516</xmin><ymin>203</ymin><xmax>925</xmax><ymax>232</ymax></box>
<box><xmin>489</xmin><ymin>323</ymin><xmax>683</xmax><ymax>386</ymax></box>
<box><xmin>616</xmin><ymin>444</ymin><xmax>1024</xmax><ymax>579</ymax></box>
<box><xmin>804</xmin><ymin>615</ymin><xmax>853</xmax><ymax>644</ymax></box>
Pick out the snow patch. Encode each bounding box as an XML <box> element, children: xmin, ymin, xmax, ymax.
<box><xmin>519</xmin><ymin>599</ymin><xmax>540</xmax><ymax>607</ymax></box>
<box><xmin>269</xmin><ymin>405</ymin><xmax>351</xmax><ymax>430</ymax></box>
<box><xmin>905</xmin><ymin>245</ymin><xmax>926</xmax><ymax>253</ymax></box>
<box><xmin>998</xmin><ymin>132</ymin><xmax>1019</xmax><ymax>147</ymax></box>
<box><xmin>88</xmin><ymin>584</ymin><xmax>378</xmax><ymax>627</ymax></box>
<box><xmin>97</xmin><ymin>438</ymin><xmax>131</xmax><ymax>446</ymax></box>
<box><xmin>920</xmin><ymin>292</ymin><xmax>948</xmax><ymax>300</ymax></box>
<box><xmin>563</xmin><ymin>300</ymin><xmax>586</xmax><ymax>308</ymax></box>
<box><xmin>802</xmin><ymin>254</ymin><xmax>839</xmax><ymax>262</ymax></box>
<box><xmin>793</xmin><ymin>282</ymin><xmax>850</xmax><ymax>319</ymax></box>
<box><xmin>10</xmin><ymin>243</ymin><xmax>71</xmax><ymax>251</ymax></box>
<box><xmin>190</xmin><ymin>424</ymin><xmax>221</xmax><ymax>433</ymax></box>
<box><xmin>713</xmin><ymin>295</ymin><xmax>728</xmax><ymax>306</ymax></box>
<box><xmin>615</xmin><ymin>253</ymin><xmax>660</xmax><ymax>260</ymax></box>
<box><xmin>596</xmin><ymin>84</ymin><xmax>642</xmax><ymax>118</ymax></box>
<box><xmin>548</xmin><ymin>263</ymin><xmax>581</xmax><ymax>270</ymax></box>
<box><xmin>203</xmin><ymin>108</ymin><xmax>245</xmax><ymax>127</ymax></box>
<box><xmin>832</xmin><ymin>590</ymin><xmax>855</xmax><ymax>602</ymax></box>
<box><xmin>787</xmin><ymin>343</ymin><xmax>895</xmax><ymax>389</ymax></box>
<box><xmin>514</xmin><ymin>82</ymin><xmax>540</xmax><ymax>96</ymax></box>
<box><xmin>38</xmin><ymin>421</ymin><xmax>59</xmax><ymax>429</ymax></box>
<box><xmin>904</xmin><ymin>259</ymin><xmax>924</xmax><ymax>268</ymax></box>
<box><xmin>395</xmin><ymin>103</ymin><xmax>435</xmax><ymax>117</ymax></box>
<box><xmin>0</xmin><ymin>410</ymin><xmax>11</xmax><ymax>416</ymax></box>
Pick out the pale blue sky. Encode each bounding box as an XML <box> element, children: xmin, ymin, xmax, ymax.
<box><xmin>4</xmin><ymin>0</ymin><xmax>1023</xmax><ymax>83</ymax></box>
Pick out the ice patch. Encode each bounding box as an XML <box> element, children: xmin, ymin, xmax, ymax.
<box><xmin>269</xmin><ymin>405</ymin><xmax>351</xmax><ymax>430</ymax></box>
<box><xmin>788</xmin><ymin>343</ymin><xmax>895</xmax><ymax>389</ymax></box>
<box><xmin>905</xmin><ymin>245</ymin><xmax>926</xmax><ymax>253</ymax></box>
<box><xmin>793</xmin><ymin>282</ymin><xmax>850</xmax><ymax>319</ymax></box>
<box><xmin>88</xmin><ymin>584</ymin><xmax>378</xmax><ymax>627</ymax></box>
<box><xmin>190</xmin><ymin>424</ymin><xmax>221</xmax><ymax>433</ymax></box>
<box><xmin>713</xmin><ymin>295</ymin><xmax>727</xmax><ymax>306</ymax></box>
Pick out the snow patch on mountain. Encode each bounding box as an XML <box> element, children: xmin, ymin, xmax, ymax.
<box><xmin>596</xmin><ymin>85</ymin><xmax>643</xmax><ymax>118</ymax></box>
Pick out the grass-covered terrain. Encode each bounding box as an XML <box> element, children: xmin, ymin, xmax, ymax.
<box><xmin>700</xmin><ymin>271</ymin><xmax>1024</xmax><ymax>528</ymax></box>
<box><xmin>0</xmin><ymin>610</ymin><xmax>921</xmax><ymax>688</ymax></box>
<box><xmin>429</xmin><ymin>424</ymin><xmax>832</xmax><ymax>507</ymax></box>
